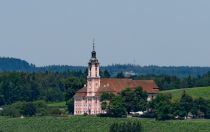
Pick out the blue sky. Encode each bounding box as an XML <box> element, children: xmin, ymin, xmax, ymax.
<box><xmin>0</xmin><ymin>0</ymin><xmax>210</xmax><ymax>66</ymax></box>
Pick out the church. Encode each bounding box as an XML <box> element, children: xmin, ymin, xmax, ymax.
<box><xmin>74</xmin><ymin>44</ymin><xmax>159</xmax><ymax>115</ymax></box>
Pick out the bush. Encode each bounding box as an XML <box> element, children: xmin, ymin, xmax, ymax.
<box><xmin>67</xmin><ymin>98</ymin><xmax>74</xmax><ymax>114</ymax></box>
<box><xmin>109</xmin><ymin>121</ymin><xmax>142</xmax><ymax>132</ymax></box>
<box><xmin>48</xmin><ymin>108</ymin><xmax>63</xmax><ymax>116</ymax></box>
<box><xmin>1</xmin><ymin>106</ymin><xmax>20</xmax><ymax>117</ymax></box>
<box><xmin>21</xmin><ymin>102</ymin><xmax>37</xmax><ymax>117</ymax></box>
<box><xmin>34</xmin><ymin>100</ymin><xmax>48</xmax><ymax>116</ymax></box>
<box><xmin>1</xmin><ymin>102</ymin><xmax>24</xmax><ymax>117</ymax></box>
<box><xmin>1</xmin><ymin>101</ymin><xmax>49</xmax><ymax>117</ymax></box>
<box><xmin>97</xmin><ymin>113</ymin><xmax>111</xmax><ymax>117</ymax></box>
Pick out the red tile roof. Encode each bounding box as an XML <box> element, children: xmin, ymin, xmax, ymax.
<box><xmin>74</xmin><ymin>78</ymin><xmax>159</xmax><ymax>97</ymax></box>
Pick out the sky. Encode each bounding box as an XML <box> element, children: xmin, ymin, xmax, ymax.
<box><xmin>0</xmin><ymin>0</ymin><xmax>210</xmax><ymax>66</ymax></box>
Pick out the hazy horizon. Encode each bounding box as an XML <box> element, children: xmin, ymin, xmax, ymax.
<box><xmin>0</xmin><ymin>0</ymin><xmax>210</xmax><ymax>67</ymax></box>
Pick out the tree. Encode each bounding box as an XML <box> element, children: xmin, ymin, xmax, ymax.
<box><xmin>100</xmin><ymin>92</ymin><xmax>115</xmax><ymax>101</ymax></box>
<box><xmin>116</xmin><ymin>72</ymin><xmax>125</xmax><ymax>78</ymax></box>
<box><xmin>120</xmin><ymin>88</ymin><xmax>135</xmax><ymax>113</ymax></box>
<box><xmin>205</xmin><ymin>100</ymin><xmax>210</xmax><ymax>119</ymax></box>
<box><xmin>104</xmin><ymin>70</ymin><xmax>111</xmax><ymax>78</ymax></box>
<box><xmin>67</xmin><ymin>98</ymin><xmax>74</xmax><ymax>114</ymax></box>
<box><xmin>33</xmin><ymin>100</ymin><xmax>48</xmax><ymax>116</ymax></box>
<box><xmin>101</xmin><ymin>101</ymin><xmax>107</xmax><ymax>112</ymax></box>
<box><xmin>63</xmin><ymin>77</ymin><xmax>83</xmax><ymax>101</ymax></box>
<box><xmin>1</xmin><ymin>106</ymin><xmax>21</xmax><ymax>117</ymax></box>
<box><xmin>0</xmin><ymin>95</ymin><xmax>5</xmax><ymax>106</ymax></box>
<box><xmin>21</xmin><ymin>102</ymin><xmax>37</xmax><ymax>117</ymax></box>
<box><xmin>191</xmin><ymin>97</ymin><xmax>208</xmax><ymax>118</ymax></box>
<box><xmin>100</xmin><ymin>93</ymin><xmax>115</xmax><ymax>114</ymax></box>
<box><xmin>179</xmin><ymin>91</ymin><xmax>193</xmax><ymax>117</ymax></box>
<box><xmin>109</xmin><ymin>96</ymin><xmax>127</xmax><ymax>117</ymax></box>
<box><xmin>150</xmin><ymin>94</ymin><xmax>173</xmax><ymax>120</ymax></box>
<box><xmin>133</xmin><ymin>87</ymin><xmax>148</xmax><ymax>112</ymax></box>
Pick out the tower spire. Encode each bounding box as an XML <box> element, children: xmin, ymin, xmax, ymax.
<box><xmin>93</xmin><ymin>38</ymin><xmax>95</xmax><ymax>51</ymax></box>
<box><xmin>91</xmin><ymin>39</ymin><xmax>97</xmax><ymax>59</ymax></box>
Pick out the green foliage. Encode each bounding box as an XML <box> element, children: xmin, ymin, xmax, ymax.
<box><xmin>151</xmin><ymin>92</ymin><xmax>210</xmax><ymax>120</ymax></box>
<box><xmin>67</xmin><ymin>98</ymin><xmax>74</xmax><ymax>114</ymax></box>
<box><xmin>116</xmin><ymin>72</ymin><xmax>125</xmax><ymax>78</ymax></box>
<box><xmin>47</xmin><ymin>102</ymin><xmax>66</xmax><ymax>108</ymax></box>
<box><xmin>0</xmin><ymin>95</ymin><xmax>5</xmax><ymax>106</ymax></box>
<box><xmin>104</xmin><ymin>70</ymin><xmax>111</xmax><ymax>78</ymax></box>
<box><xmin>191</xmin><ymin>98</ymin><xmax>209</xmax><ymax>118</ymax></box>
<box><xmin>109</xmin><ymin>96</ymin><xmax>127</xmax><ymax>117</ymax></box>
<box><xmin>101</xmin><ymin>87</ymin><xmax>148</xmax><ymax>117</ymax></box>
<box><xmin>21</xmin><ymin>102</ymin><xmax>37</xmax><ymax>117</ymax></box>
<box><xmin>133</xmin><ymin>87</ymin><xmax>148</xmax><ymax>112</ymax></box>
<box><xmin>48</xmin><ymin>108</ymin><xmax>63</xmax><ymax>116</ymax></box>
<box><xmin>1</xmin><ymin>105</ymin><xmax>21</xmax><ymax>117</ymax></box>
<box><xmin>100</xmin><ymin>70</ymin><xmax>111</xmax><ymax>78</ymax></box>
<box><xmin>1</xmin><ymin>101</ymin><xmax>49</xmax><ymax>117</ymax></box>
<box><xmin>120</xmin><ymin>88</ymin><xmax>134</xmax><ymax>113</ymax></box>
<box><xmin>109</xmin><ymin>121</ymin><xmax>142</xmax><ymax>132</ymax></box>
<box><xmin>63</xmin><ymin>77</ymin><xmax>83</xmax><ymax>101</ymax></box>
<box><xmin>133</xmin><ymin>72</ymin><xmax>210</xmax><ymax>90</ymax></box>
<box><xmin>179</xmin><ymin>91</ymin><xmax>193</xmax><ymax>117</ymax></box>
<box><xmin>34</xmin><ymin>100</ymin><xmax>48</xmax><ymax>116</ymax></box>
<box><xmin>101</xmin><ymin>101</ymin><xmax>107</xmax><ymax>111</ymax></box>
<box><xmin>0</xmin><ymin>72</ymin><xmax>86</xmax><ymax>105</ymax></box>
<box><xmin>121</xmin><ymin>87</ymin><xmax>148</xmax><ymax>113</ymax></box>
<box><xmin>100</xmin><ymin>93</ymin><xmax>115</xmax><ymax>102</ymax></box>
<box><xmin>0</xmin><ymin>73</ymin><xmax>40</xmax><ymax>104</ymax></box>
<box><xmin>150</xmin><ymin>94</ymin><xmax>174</xmax><ymax>120</ymax></box>
<box><xmin>100</xmin><ymin>93</ymin><xmax>115</xmax><ymax>113</ymax></box>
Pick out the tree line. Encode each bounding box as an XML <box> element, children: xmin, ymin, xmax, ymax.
<box><xmin>0</xmin><ymin>72</ymin><xmax>85</xmax><ymax>106</ymax></box>
<box><xmin>131</xmin><ymin>72</ymin><xmax>210</xmax><ymax>90</ymax></box>
<box><xmin>99</xmin><ymin>87</ymin><xmax>210</xmax><ymax>120</ymax></box>
<box><xmin>1</xmin><ymin>70</ymin><xmax>210</xmax><ymax>106</ymax></box>
<box><xmin>150</xmin><ymin>92</ymin><xmax>210</xmax><ymax>120</ymax></box>
<box><xmin>1</xmin><ymin>57</ymin><xmax>210</xmax><ymax>77</ymax></box>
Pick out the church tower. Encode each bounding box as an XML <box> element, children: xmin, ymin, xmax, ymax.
<box><xmin>87</xmin><ymin>41</ymin><xmax>100</xmax><ymax>96</ymax></box>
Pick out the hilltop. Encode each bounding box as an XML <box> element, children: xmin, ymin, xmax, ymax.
<box><xmin>0</xmin><ymin>57</ymin><xmax>210</xmax><ymax>77</ymax></box>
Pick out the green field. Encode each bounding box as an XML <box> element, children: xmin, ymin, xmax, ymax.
<box><xmin>1</xmin><ymin>87</ymin><xmax>209</xmax><ymax>132</ymax></box>
<box><xmin>161</xmin><ymin>86</ymin><xmax>210</xmax><ymax>101</ymax></box>
<box><xmin>0</xmin><ymin>116</ymin><xmax>210</xmax><ymax>132</ymax></box>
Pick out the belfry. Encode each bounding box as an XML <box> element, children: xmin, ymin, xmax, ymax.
<box><xmin>74</xmin><ymin>41</ymin><xmax>159</xmax><ymax>115</ymax></box>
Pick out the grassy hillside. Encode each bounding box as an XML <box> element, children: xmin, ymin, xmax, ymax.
<box><xmin>161</xmin><ymin>86</ymin><xmax>210</xmax><ymax>101</ymax></box>
<box><xmin>0</xmin><ymin>116</ymin><xmax>210</xmax><ymax>132</ymax></box>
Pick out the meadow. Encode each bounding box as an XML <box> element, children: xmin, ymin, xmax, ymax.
<box><xmin>0</xmin><ymin>116</ymin><xmax>210</xmax><ymax>132</ymax></box>
<box><xmin>1</xmin><ymin>87</ymin><xmax>210</xmax><ymax>132</ymax></box>
<box><xmin>161</xmin><ymin>86</ymin><xmax>210</xmax><ymax>101</ymax></box>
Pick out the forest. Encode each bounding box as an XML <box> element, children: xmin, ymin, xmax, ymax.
<box><xmin>1</xmin><ymin>57</ymin><xmax>210</xmax><ymax>77</ymax></box>
<box><xmin>0</xmin><ymin>70</ymin><xmax>210</xmax><ymax>107</ymax></box>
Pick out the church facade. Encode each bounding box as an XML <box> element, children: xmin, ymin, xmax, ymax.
<box><xmin>74</xmin><ymin>44</ymin><xmax>159</xmax><ymax>115</ymax></box>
